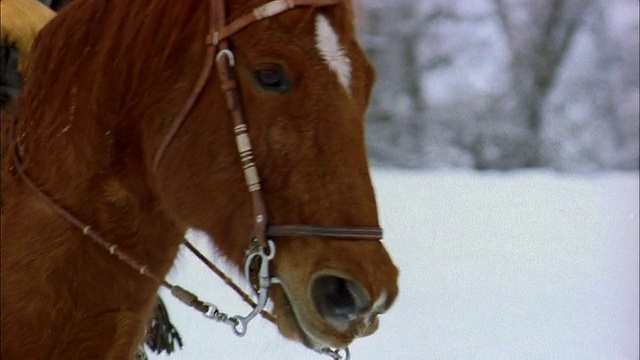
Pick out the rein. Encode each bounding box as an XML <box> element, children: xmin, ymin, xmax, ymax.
<box><xmin>10</xmin><ymin>1</ymin><xmax>382</xmax><ymax>359</ymax></box>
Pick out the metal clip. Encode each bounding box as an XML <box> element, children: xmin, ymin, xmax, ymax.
<box><xmin>318</xmin><ymin>347</ymin><xmax>351</xmax><ymax>360</ymax></box>
<box><xmin>229</xmin><ymin>239</ymin><xmax>276</xmax><ymax>337</ymax></box>
<box><xmin>216</xmin><ymin>49</ymin><xmax>235</xmax><ymax>67</ymax></box>
<box><xmin>203</xmin><ymin>302</ymin><xmax>219</xmax><ymax>319</ymax></box>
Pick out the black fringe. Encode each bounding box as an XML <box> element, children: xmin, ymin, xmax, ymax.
<box><xmin>144</xmin><ymin>296</ymin><xmax>183</xmax><ymax>355</ymax></box>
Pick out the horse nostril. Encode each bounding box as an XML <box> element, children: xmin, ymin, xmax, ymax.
<box><xmin>311</xmin><ymin>275</ymin><xmax>371</xmax><ymax>323</ymax></box>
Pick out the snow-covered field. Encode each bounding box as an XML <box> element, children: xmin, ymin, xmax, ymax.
<box><xmin>150</xmin><ymin>170</ymin><xmax>639</xmax><ymax>360</ymax></box>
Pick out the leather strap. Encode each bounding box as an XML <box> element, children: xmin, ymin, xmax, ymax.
<box><xmin>215</xmin><ymin>0</ymin><xmax>342</xmax><ymax>44</ymax></box>
<box><xmin>152</xmin><ymin>37</ymin><xmax>215</xmax><ymax>172</ymax></box>
<box><xmin>267</xmin><ymin>225</ymin><xmax>383</xmax><ymax>240</ymax></box>
<box><xmin>213</xmin><ymin>0</ymin><xmax>271</xmax><ymax>246</ymax></box>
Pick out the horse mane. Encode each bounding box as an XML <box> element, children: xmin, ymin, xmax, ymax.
<box><xmin>1</xmin><ymin>5</ymin><xmax>211</xmax><ymax>357</ymax></box>
<box><xmin>26</xmin><ymin>0</ymin><xmax>205</xmax><ymax>110</ymax></box>
<box><xmin>10</xmin><ymin>0</ymin><xmax>209</xmax><ymax>205</ymax></box>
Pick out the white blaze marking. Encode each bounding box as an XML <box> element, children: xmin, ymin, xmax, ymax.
<box><xmin>314</xmin><ymin>15</ymin><xmax>352</xmax><ymax>94</ymax></box>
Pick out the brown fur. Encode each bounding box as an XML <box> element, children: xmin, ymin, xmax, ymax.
<box><xmin>1</xmin><ymin>0</ymin><xmax>398</xmax><ymax>358</ymax></box>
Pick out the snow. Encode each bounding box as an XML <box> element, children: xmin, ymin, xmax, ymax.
<box><xmin>149</xmin><ymin>170</ymin><xmax>639</xmax><ymax>359</ymax></box>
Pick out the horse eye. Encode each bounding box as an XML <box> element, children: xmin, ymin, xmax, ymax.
<box><xmin>253</xmin><ymin>64</ymin><xmax>291</xmax><ymax>93</ymax></box>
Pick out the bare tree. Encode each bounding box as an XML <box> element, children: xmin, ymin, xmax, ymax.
<box><xmin>590</xmin><ymin>0</ymin><xmax>640</xmax><ymax>169</ymax></box>
<box><xmin>363</xmin><ymin>2</ymin><xmax>462</xmax><ymax>167</ymax></box>
<box><xmin>492</xmin><ymin>0</ymin><xmax>596</xmax><ymax>167</ymax></box>
<box><xmin>361</xmin><ymin>0</ymin><xmax>637</xmax><ymax>171</ymax></box>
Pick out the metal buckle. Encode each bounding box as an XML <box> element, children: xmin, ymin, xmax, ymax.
<box><xmin>318</xmin><ymin>347</ymin><xmax>351</xmax><ymax>360</ymax></box>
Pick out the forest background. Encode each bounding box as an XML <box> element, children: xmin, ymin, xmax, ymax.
<box><xmin>359</xmin><ymin>0</ymin><xmax>638</xmax><ymax>172</ymax></box>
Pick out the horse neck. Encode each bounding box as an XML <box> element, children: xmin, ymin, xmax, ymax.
<box><xmin>8</xmin><ymin>74</ymin><xmax>186</xmax><ymax>273</ymax></box>
<box><xmin>1</xmin><ymin>144</ymin><xmax>184</xmax><ymax>358</ymax></box>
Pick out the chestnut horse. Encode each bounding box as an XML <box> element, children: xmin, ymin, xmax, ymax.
<box><xmin>0</xmin><ymin>0</ymin><xmax>398</xmax><ymax>359</ymax></box>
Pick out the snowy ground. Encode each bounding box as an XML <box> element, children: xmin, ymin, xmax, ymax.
<box><xmin>149</xmin><ymin>170</ymin><xmax>639</xmax><ymax>360</ymax></box>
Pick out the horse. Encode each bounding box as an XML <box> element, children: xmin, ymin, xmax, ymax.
<box><xmin>0</xmin><ymin>0</ymin><xmax>399</xmax><ymax>359</ymax></box>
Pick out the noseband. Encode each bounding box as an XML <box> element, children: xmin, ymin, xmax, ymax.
<box><xmin>10</xmin><ymin>1</ymin><xmax>381</xmax><ymax>359</ymax></box>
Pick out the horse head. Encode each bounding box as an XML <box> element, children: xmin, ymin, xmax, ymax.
<box><xmin>151</xmin><ymin>0</ymin><xmax>399</xmax><ymax>351</ymax></box>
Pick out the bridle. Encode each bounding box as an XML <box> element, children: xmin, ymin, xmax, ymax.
<box><xmin>9</xmin><ymin>1</ymin><xmax>382</xmax><ymax>359</ymax></box>
<box><xmin>152</xmin><ymin>0</ymin><xmax>382</xmax><ymax>246</ymax></box>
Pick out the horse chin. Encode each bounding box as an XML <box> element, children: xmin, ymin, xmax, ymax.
<box><xmin>270</xmin><ymin>282</ymin><xmax>354</xmax><ymax>351</ymax></box>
